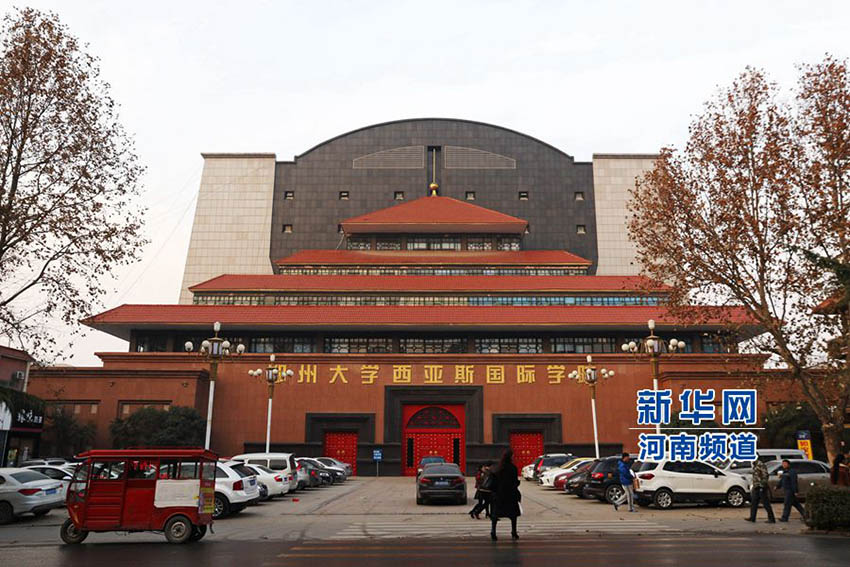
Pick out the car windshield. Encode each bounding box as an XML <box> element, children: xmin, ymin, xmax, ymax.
<box><xmin>229</xmin><ymin>464</ymin><xmax>253</xmax><ymax>478</ymax></box>
<box><xmin>424</xmin><ymin>465</ymin><xmax>460</xmax><ymax>475</ymax></box>
<box><xmin>254</xmin><ymin>465</ymin><xmax>275</xmax><ymax>474</ymax></box>
<box><xmin>420</xmin><ymin>457</ymin><xmax>445</xmax><ymax>465</ymax></box>
<box><xmin>11</xmin><ymin>470</ymin><xmax>49</xmax><ymax>483</ymax></box>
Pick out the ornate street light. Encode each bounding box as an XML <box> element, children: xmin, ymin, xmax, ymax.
<box><xmin>569</xmin><ymin>354</ymin><xmax>614</xmax><ymax>459</ymax></box>
<box><xmin>249</xmin><ymin>354</ymin><xmax>294</xmax><ymax>453</ymax></box>
<box><xmin>184</xmin><ymin>321</ymin><xmax>245</xmax><ymax>449</ymax></box>
<box><xmin>621</xmin><ymin>319</ymin><xmax>686</xmax><ymax>435</ymax></box>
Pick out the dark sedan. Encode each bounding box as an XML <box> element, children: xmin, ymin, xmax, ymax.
<box><xmin>584</xmin><ymin>456</ymin><xmax>642</xmax><ymax>503</ymax></box>
<box><xmin>566</xmin><ymin>460</ymin><xmax>598</xmax><ymax>498</ymax></box>
<box><xmin>416</xmin><ymin>464</ymin><xmax>467</xmax><ymax>505</ymax></box>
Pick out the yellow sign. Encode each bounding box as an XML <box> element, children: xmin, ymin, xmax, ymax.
<box><xmin>797</xmin><ymin>439</ymin><xmax>813</xmax><ymax>460</ymax></box>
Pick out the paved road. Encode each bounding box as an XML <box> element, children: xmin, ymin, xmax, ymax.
<box><xmin>2</xmin><ymin>535</ymin><xmax>848</xmax><ymax>566</ymax></box>
<box><xmin>2</xmin><ymin>476</ymin><xmax>846</xmax><ymax>565</ymax></box>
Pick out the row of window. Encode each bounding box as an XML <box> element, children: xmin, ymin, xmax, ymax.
<box><xmin>192</xmin><ymin>294</ymin><xmax>664</xmax><ymax>307</ymax></box>
<box><xmin>345</xmin><ymin>235</ymin><xmax>522</xmax><ymax>251</ymax></box>
<box><xmin>277</xmin><ymin>267</ymin><xmax>589</xmax><ymax>276</ymax></box>
<box><xmin>137</xmin><ymin>333</ymin><xmax>719</xmax><ymax>354</ymax></box>
<box><xmin>281</xmin><ymin>190</ymin><xmax>586</xmax><ymax>202</ymax></box>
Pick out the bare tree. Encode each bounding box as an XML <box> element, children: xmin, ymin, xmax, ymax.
<box><xmin>0</xmin><ymin>8</ymin><xmax>146</xmax><ymax>359</ymax></box>
<box><xmin>629</xmin><ymin>57</ymin><xmax>850</xmax><ymax>461</ymax></box>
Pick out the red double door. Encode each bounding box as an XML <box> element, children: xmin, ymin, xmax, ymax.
<box><xmin>402</xmin><ymin>404</ymin><xmax>465</xmax><ymax>476</ymax></box>
<box><xmin>510</xmin><ymin>432</ymin><xmax>544</xmax><ymax>475</ymax></box>
<box><xmin>323</xmin><ymin>431</ymin><xmax>358</xmax><ymax>475</ymax></box>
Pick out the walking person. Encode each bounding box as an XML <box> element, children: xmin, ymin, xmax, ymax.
<box><xmin>469</xmin><ymin>463</ymin><xmax>492</xmax><ymax>519</ymax></box>
<box><xmin>777</xmin><ymin>459</ymin><xmax>804</xmax><ymax>522</ymax></box>
<box><xmin>612</xmin><ymin>452</ymin><xmax>637</xmax><ymax>512</ymax></box>
<box><xmin>489</xmin><ymin>449</ymin><xmax>521</xmax><ymax>541</ymax></box>
<box><xmin>745</xmin><ymin>459</ymin><xmax>776</xmax><ymax>524</ymax></box>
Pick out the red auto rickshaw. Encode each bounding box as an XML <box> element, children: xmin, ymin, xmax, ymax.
<box><xmin>60</xmin><ymin>448</ymin><xmax>217</xmax><ymax>544</ymax></box>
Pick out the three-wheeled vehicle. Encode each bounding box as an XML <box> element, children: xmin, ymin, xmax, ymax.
<box><xmin>60</xmin><ymin>448</ymin><xmax>217</xmax><ymax>544</ymax></box>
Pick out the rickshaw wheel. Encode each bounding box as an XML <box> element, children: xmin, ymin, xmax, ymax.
<box><xmin>60</xmin><ymin>518</ymin><xmax>88</xmax><ymax>544</ymax></box>
<box><xmin>188</xmin><ymin>524</ymin><xmax>207</xmax><ymax>542</ymax></box>
<box><xmin>164</xmin><ymin>515</ymin><xmax>193</xmax><ymax>544</ymax></box>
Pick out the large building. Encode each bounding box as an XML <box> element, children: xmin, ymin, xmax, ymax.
<box><xmin>29</xmin><ymin>119</ymin><xmax>796</xmax><ymax>475</ymax></box>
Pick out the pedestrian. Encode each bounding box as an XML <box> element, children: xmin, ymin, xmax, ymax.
<box><xmin>745</xmin><ymin>459</ymin><xmax>776</xmax><ymax>524</ymax></box>
<box><xmin>612</xmin><ymin>452</ymin><xmax>637</xmax><ymax>512</ymax></box>
<box><xmin>777</xmin><ymin>459</ymin><xmax>804</xmax><ymax>522</ymax></box>
<box><xmin>469</xmin><ymin>463</ymin><xmax>492</xmax><ymax>519</ymax></box>
<box><xmin>830</xmin><ymin>454</ymin><xmax>850</xmax><ymax>486</ymax></box>
<box><xmin>489</xmin><ymin>449</ymin><xmax>521</xmax><ymax>541</ymax></box>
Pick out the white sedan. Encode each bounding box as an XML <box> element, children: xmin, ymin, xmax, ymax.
<box><xmin>243</xmin><ymin>463</ymin><xmax>290</xmax><ymax>499</ymax></box>
<box><xmin>539</xmin><ymin>458</ymin><xmax>593</xmax><ymax>487</ymax></box>
<box><xmin>0</xmin><ymin>468</ymin><xmax>65</xmax><ymax>524</ymax></box>
<box><xmin>24</xmin><ymin>464</ymin><xmax>78</xmax><ymax>499</ymax></box>
<box><xmin>521</xmin><ymin>461</ymin><xmax>538</xmax><ymax>481</ymax></box>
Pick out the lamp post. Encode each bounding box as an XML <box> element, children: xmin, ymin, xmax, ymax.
<box><xmin>184</xmin><ymin>321</ymin><xmax>245</xmax><ymax>449</ymax></box>
<box><xmin>249</xmin><ymin>354</ymin><xmax>294</xmax><ymax>453</ymax></box>
<box><xmin>621</xmin><ymin>319</ymin><xmax>686</xmax><ymax>435</ymax></box>
<box><xmin>569</xmin><ymin>354</ymin><xmax>613</xmax><ymax>459</ymax></box>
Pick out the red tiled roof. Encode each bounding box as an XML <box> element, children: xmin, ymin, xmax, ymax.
<box><xmin>190</xmin><ymin>274</ymin><xmax>666</xmax><ymax>293</ymax></box>
<box><xmin>275</xmin><ymin>249</ymin><xmax>591</xmax><ymax>266</ymax></box>
<box><xmin>339</xmin><ymin>195</ymin><xmax>528</xmax><ymax>234</ymax></box>
<box><xmin>84</xmin><ymin>304</ymin><xmax>757</xmax><ymax>340</ymax></box>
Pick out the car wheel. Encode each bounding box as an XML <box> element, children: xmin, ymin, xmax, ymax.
<box><xmin>725</xmin><ymin>487</ymin><xmax>746</xmax><ymax>508</ymax></box>
<box><xmin>605</xmin><ymin>484</ymin><xmax>624</xmax><ymax>504</ymax></box>
<box><xmin>653</xmin><ymin>488</ymin><xmax>674</xmax><ymax>510</ymax></box>
<box><xmin>0</xmin><ymin>502</ymin><xmax>13</xmax><ymax>525</ymax></box>
<box><xmin>188</xmin><ymin>524</ymin><xmax>207</xmax><ymax>542</ymax></box>
<box><xmin>577</xmin><ymin>487</ymin><xmax>587</xmax><ymax>499</ymax></box>
<box><xmin>164</xmin><ymin>515</ymin><xmax>193</xmax><ymax>544</ymax></box>
<box><xmin>60</xmin><ymin>518</ymin><xmax>88</xmax><ymax>544</ymax></box>
<box><xmin>213</xmin><ymin>493</ymin><xmax>230</xmax><ymax>519</ymax></box>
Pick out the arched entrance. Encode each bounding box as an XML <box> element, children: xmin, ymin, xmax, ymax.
<box><xmin>401</xmin><ymin>404</ymin><xmax>465</xmax><ymax>476</ymax></box>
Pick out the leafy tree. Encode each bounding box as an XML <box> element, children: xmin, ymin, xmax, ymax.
<box><xmin>628</xmin><ymin>56</ymin><xmax>850</xmax><ymax>461</ymax></box>
<box><xmin>667</xmin><ymin>411</ymin><xmax>720</xmax><ymax>437</ymax></box>
<box><xmin>41</xmin><ymin>407</ymin><xmax>95</xmax><ymax>457</ymax></box>
<box><xmin>0</xmin><ymin>8</ymin><xmax>146</xmax><ymax>359</ymax></box>
<box><xmin>110</xmin><ymin>406</ymin><xmax>204</xmax><ymax>449</ymax></box>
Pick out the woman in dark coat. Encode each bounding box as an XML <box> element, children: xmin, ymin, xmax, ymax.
<box><xmin>489</xmin><ymin>449</ymin><xmax>521</xmax><ymax>541</ymax></box>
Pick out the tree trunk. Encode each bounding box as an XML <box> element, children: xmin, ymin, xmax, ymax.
<box><xmin>821</xmin><ymin>421</ymin><xmax>845</xmax><ymax>464</ymax></box>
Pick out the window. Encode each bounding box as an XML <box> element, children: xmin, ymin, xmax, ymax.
<box><xmin>284</xmin><ymin>191</ymin><xmax>294</xmax><ymax>200</ymax></box>
<box><xmin>283</xmin><ymin>224</ymin><xmax>293</xmax><ymax>233</ymax></box>
<box><xmin>339</xmin><ymin>191</ymin><xmax>349</xmax><ymax>200</ymax></box>
<box><xmin>325</xmin><ymin>337</ymin><xmax>392</xmax><ymax>353</ymax></box>
<box><xmin>127</xmin><ymin>460</ymin><xmax>158</xmax><ymax>479</ymax></box>
<box><xmin>496</xmin><ymin>236</ymin><xmax>521</xmax><ymax>251</ymax></box>
<box><xmin>399</xmin><ymin>337</ymin><xmax>466</xmax><ymax>354</ymax></box>
<box><xmin>474</xmin><ymin>337</ymin><xmax>542</xmax><ymax>354</ymax></box>
<box><xmin>394</xmin><ymin>191</ymin><xmax>405</xmax><ymax>200</ymax></box>
<box><xmin>406</xmin><ymin>236</ymin><xmax>461</xmax><ymax>250</ymax></box>
<box><xmin>119</xmin><ymin>401</ymin><xmax>170</xmax><ymax>416</ymax></box>
<box><xmin>552</xmin><ymin>337</ymin><xmax>617</xmax><ymax>353</ymax></box>
<box><xmin>518</xmin><ymin>191</ymin><xmax>529</xmax><ymax>200</ymax></box>
<box><xmin>576</xmin><ymin>224</ymin><xmax>586</xmax><ymax>235</ymax></box>
<box><xmin>662</xmin><ymin>461</ymin><xmax>686</xmax><ymax>473</ymax></box>
<box><xmin>466</xmin><ymin>237</ymin><xmax>492</xmax><ymax>251</ymax></box>
<box><xmin>701</xmin><ymin>334</ymin><xmax>728</xmax><ymax>353</ymax></box>
<box><xmin>346</xmin><ymin>237</ymin><xmax>371</xmax><ymax>250</ymax></box>
<box><xmin>91</xmin><ymin>461</ymin><xmax>126</xmax><ymax>480</ymax></box>
<box><xmin>574</xmin><ymin>191</ymin><xmax>585</xmax><ymax>201</ymax></box>
<box><xmin>376</xmin><ymin>238</ymin><xmax>401</xmax><ymax>250</ymax></box>
<box><xmin>465</xmin><ymin>191</ymin><xmax>476</xmax><ymax>201</ymax></box>
<box><xmin>794</xmin><ymin>462</ymin><xmax>825</xmax><ymax>474</ymax></box>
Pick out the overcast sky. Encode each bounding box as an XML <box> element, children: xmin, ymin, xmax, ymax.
<box><xmin>4</xmin><ymin>0</ymin><xmax>849</xmax><ymax>365</ymax></box>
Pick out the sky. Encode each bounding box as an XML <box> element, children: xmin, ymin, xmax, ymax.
<box><xmin>3</xmin><ymin>0</ymin><xmax>849</xmax><ymax>365</ymax></box>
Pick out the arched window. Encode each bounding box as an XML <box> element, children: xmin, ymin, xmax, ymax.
<box><xmin>406</xmin><ymin>407</ymin><xmax>460</xmax><ymax>429</ymax></box>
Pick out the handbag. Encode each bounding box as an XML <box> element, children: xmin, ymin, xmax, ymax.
<box><xmin>480</xmin><ymin>473</ymin><xmax>495</xmax><ymax>491</ymax></box>
<box><xmin>517</xmin><ymin>501</ymin><xmax>523</xmax><ymax>516</ymax></box>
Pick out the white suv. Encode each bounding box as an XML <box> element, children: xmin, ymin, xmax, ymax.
<box><xmin>635</xmin><ymin>460</ymin><xmax>749</xmax><ymax>509</ymax></box>
<box><xmin>213</xmin><ymin>461</ymin><xmax>260</xmax><ymax>519</ymax></box>
<box><xmin>231</xmin><ymin>452</ymin><xmax>298</xmax><ymax>493</ymax></box>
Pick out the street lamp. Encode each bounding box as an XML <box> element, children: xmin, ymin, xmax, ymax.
<box><xmin>184</xmin><ymin>321</ymin><xmax>245</xmax><ymax>449</ymax></box>
<box><xmin>621</xmin><ymin>319</ymin><xmax>686</xmax><ymax>434</ymax></box>
<box><xmin>249</xmin><ymin>354</ymin><xmax>294</xmax><ymax>453</ymax></box>
<box><xmin>569</xmin><ymin>354</ymin><xmax>614</xmax><ymax>459</ymax></box>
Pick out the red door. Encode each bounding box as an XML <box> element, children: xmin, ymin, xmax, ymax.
<box><xmin>402</xmin><ymin>405</ymin><xmax>465</xmax><ymax>476</ymax></box>
<box><xmin>510</xmin><ymin>432</ymin><xmax>544</xmax><ymax>476</ymax></box>
<box><xmin>324</xmin><ymin>431</ymin><xmax>358</xmax><ymax>475</ymax></box>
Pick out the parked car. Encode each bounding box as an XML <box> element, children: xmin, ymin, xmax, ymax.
<box><xmin>23</xmin><ymin>464</ymin><xmax>77</xmax><ymax>499</ymax></box>
<box><xmin>299</xmin><ymin>457</ymin><xmax>346</xmax><ymax>483</ymax></box>
<box><xmin>243</xmin><ymin>463</ymin><xmax>289</xmax><ymax>499</ymax></box>
<box><xmin>0</xmin><ymin>468</ymin><xmax>65</xmax><ymax>524</ymax></box>
<box><xmin>722</xmin><ymin>449</ymin><xmax>808</xmax><ymax>472</ymax></box>
<box><xmin>213</xmin><ymin>461</ymin><xmax>260</xmax><ymax>519</ymax></box>
<box><xmin>521</xmin><ymin>459</ymin><xmax>541</xmax><ymax>481</ymax></box>
<box><xmin>317</xmin><ymin>457</ymin><xmax>352</xmax><ymax>477</ymax></box>
<box><xmin>584</xmin><ymin>456</ymin><xmax>643</xmax><ymax>503</ymax></box>
<box><xmin>533</xmin><ymin>453</ymin><xmax>573</xmax><ymax>480</ymax></box>
<box><xmin>555</xmin><ymin>461</ymin><xmax>594</xmax><ymax>491</ymax></box>
<box><xmin>539</xmin><ymin>457</ymin><xmax>593</xmax><ymax>487</ymax></box>
<box><xmin>295</xmin><ymin>459</ymin><xmax>324</xmax><ymax>488</ymax></box>
<box><xmin>416</xmin><ymin>456</ymin><xmax>446</xmax><ymax>477</ymax></box>
<box><xmin>19</xmin><ymin>458</ymin><xmax>70</xmax><ymax>468</ymax></box>
<box><xmin>733</xmin><ymin>459</ymin><xmax>830</xmax><ymax>501</ymax></box>
<box><xmin>635</xmin><ymin>460</ymin><xmax>749</xmax><ymax>509</ymax></box>
<box><xmin>231</xmin><ymin>452</ymin><xmax>298</xmax><ymax>493</ymax></box>
<box><xmin>416</xmin><ymin>463</ymin><xmax>467</xmax><ymax>505</ymax></box>
<box><xmin>566</xmin><ymin>459</ymin><xmax>599</xmax><ymax>497</ymax></box>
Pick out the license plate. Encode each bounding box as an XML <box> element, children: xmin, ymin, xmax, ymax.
<box><xmin>435</xmin><ymin>481</ymin><xmax>449</xmax><ymax>487</ymax></box>
<box><xmin>249</xmin><ymin>478</ymin><xmax>256</xmax><ymax>485</ymax></box>
<box><xmin>45</xmin><ymin>488</ymin><xmax>57</xmax><ymax>495</ymax></box>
